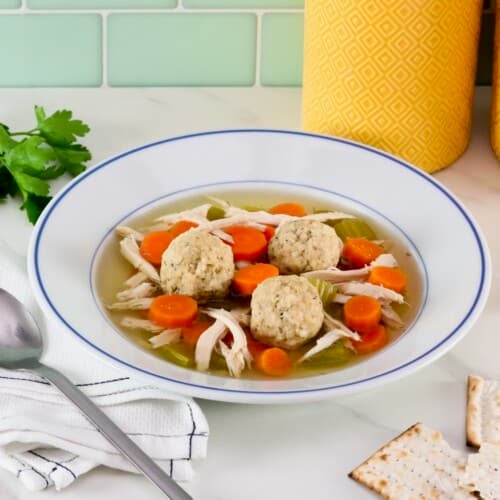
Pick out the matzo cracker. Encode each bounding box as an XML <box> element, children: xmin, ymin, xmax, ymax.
<box><xmin>461</xmin><ymin>443</ymin><xmax>500</xmax><ymax>499</ymax></box>
<box><xmin>466</xmin><ymin>375</ymin><xmax>500</xmax><ymax>448</ymax></box>
<box><xmin>349</xmin><ymin>423</ymin><xmax>474</xmax><ymax>499</ymax></box>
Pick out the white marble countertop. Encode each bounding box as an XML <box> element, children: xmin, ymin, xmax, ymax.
<box><xmin>0</xmin><ymin>86</ymin><xmax>498</xmax><ymax>499</ymax></box>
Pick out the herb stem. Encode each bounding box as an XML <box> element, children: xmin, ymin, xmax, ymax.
<box><xmin>9</xmin><ymin>129</ymin><xmax>38</xmax><ymax>137</ymax></box>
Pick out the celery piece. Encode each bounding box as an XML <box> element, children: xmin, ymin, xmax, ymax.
<box><xmin>303</xmin><ymin>341</ymin><xmax>353</xmax><ymax>368</ymax></box>
<box><xmin>331</xmin><ymin>218</ymin><xmax>377</xmax><ymax>241</ymax></box>
<box><xmin>242</xmin><ymin>205</ymin><xmax>263</xmax><ymax>212</ymax></box>
<box><xmin>206</xmin><ymin>205</ymin><xmax>225</xmax><ymax>221</ymax></box>
<box><xmin>307</xmin><ymin>277</ymin><xmax>336</xmax><ymax>307</ymax></box>
<box><xmin>158</xmin><ymin>344</ymin><xmax>193</xmax><ymax>367</ymax></box>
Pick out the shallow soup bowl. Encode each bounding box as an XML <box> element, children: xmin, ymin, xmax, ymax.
<box><xmin>27</xmin><ymin>130</ymin><xmax>491</xmax><ymax>404</ymax></box>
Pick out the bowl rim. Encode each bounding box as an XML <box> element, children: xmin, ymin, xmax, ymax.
<box><xmin>28</xmin><ymin>129</ymin><xmax>492</xmax><ymax>401</ymax></box>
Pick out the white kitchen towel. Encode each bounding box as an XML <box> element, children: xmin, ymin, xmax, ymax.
<box><xmin>0</xmin><ymin>238</ymin><xmax>209</xmax><ymax>491</ymax></box>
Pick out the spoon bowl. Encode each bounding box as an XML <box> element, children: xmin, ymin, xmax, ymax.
<box><xmin>0</xmin><ymin>289</ymin><xmax>42</xmax><ymax>367</ymax></box>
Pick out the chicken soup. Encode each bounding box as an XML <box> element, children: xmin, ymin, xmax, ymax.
<box><xmin>97</xmin><ymin>193</ymin><xmax>422</xmax><ymax>379</ymax></box>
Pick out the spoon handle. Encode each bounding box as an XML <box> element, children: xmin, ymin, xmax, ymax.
<box><xmin>33</xmin><ymin>362</ymin><xmax>192</xmax><ymax>500</ymax></box>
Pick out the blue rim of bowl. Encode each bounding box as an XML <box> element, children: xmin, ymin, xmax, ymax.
<box><xmin>32</xmin><ymin>129</ymin><xmax>489</xmax><ymax>396</ymax></box>
<box><xmin>88</xmin><ymin>179</ymin><xmax>429</xmax><ymax>370</ymax></box>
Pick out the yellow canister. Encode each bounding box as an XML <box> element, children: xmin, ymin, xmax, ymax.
<box><xmin>491</xmin><ymin>2</ymin><xmax>500</xmax><ymax>158</ymax></box>
<box><xmin>302</xmin><ymin>0</ymin><xmax>483</xmax><ymax>173</ymax></box>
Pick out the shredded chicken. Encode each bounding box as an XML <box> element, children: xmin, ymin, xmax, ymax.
<box><xmin>302</xmin><ymin>253</ymin><xmax>397</xmax><ymax>283</ymax></box>
<box><xmin>381</xmin><ymin>305</ymin><xmax>405</xmax><ymax>328</ymax></box>
<box><xmin>120</xmin><ymin>317</ymin><xmax>165</xmax><ymax>333</ymax></box>
<box><xmin>235</xmin><ymin>260</ymin><xmax>251</xmax><ymax>270</ymax></box>
<box><xmin>107</xmin><ymin>298</ymin><xmax>154</xmax><ymax>310</ymax></box>
<box><xmin>229</xmin><ymin>306</ymin><xmax>251</xmax><ymax>327</ymax></box>
<box><xmin>324</xmin><ymin>312</ymin><xmax>360</xmax><ymax>338</ymax></box>
<box><xmin>195</xmin><ymin>215</ymin><xmax>267</xmax><ymax>232</ymax></box>
<box><xmin>124</xmin><ymin>271</ymin><xmax>149</xmax><ymax>288</ymax></box>
<box><xmin>205</xmin><ymin>196</ymin><xmax>231</xmax><ymax>210</ymax></box>
<box><xmin>336</xmin><ymin>282</ymin><xmax>404</xmax><ymax>304</ymax></box>
<box><xmin>217</xmin><ymin>198</ymin><xmax>355</xmax><ymax>228</ymax></box>
<box><xmin>370</xmin><ymin>253</ymin><xmax>398</xmax><ymax>267</ymax></box>
<box><xmin>115</xmin><ymin>225</ymin><xmax>144</xmax><ymax>242</ymax></box>
<box><xmin>201</xmin><ymin>308</ymin><xmax>252</xmax><ymax>377</ymax></box>
<box><xmin>299</xmin><ymin>330</ymin><xmax>348</xmax><ymax>363</ymax></box>
<box><xmin>116</xmin><ymin>282</ymin><xmax>157</xmax><ymax>301</ymax></box>
<box><xmin>301</xmin><ymin>212</ymin><xmax>356</xmax><ymax>223</ymax></box>
<box><xmin>195</xmin><ymin>320</ymin><xmax>228</xmax><ymax>372</ymax></box>
<box><xmin>155</xmin><ymin>204</ymin><xmax>212</xmax><ymax>224</ymax></box>
<box><xmin>210</xmin><ymin>228</ymin><xmax>234</xmax><ymax>243</ymax></box>
<box><xmin>298</xmin><ymin>312</ymin><xmax>360</xmax><ymax>362</ymax></box>
<box><xmin>148</xmin><ymin>329</ymin><xmax>182</xmax><ymax>348</ymax></box>
<box><xmin>119</xmin><ymin>235</ymin><xmax>160</xmax><ymax>283</ymax></box>
<box><xmin>223</xmin><ymin>206</ymin><xmax>291</xmax><ymax>226</ymax></box>
<box><xmin>333</xmin><ymin>293</ymin><xmax>351</xmax><ymax>304</ymax></box>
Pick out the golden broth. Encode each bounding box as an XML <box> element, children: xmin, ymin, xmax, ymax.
<box><xmin>95</xmin><ymin>187</ymin><xmax>424</xmax><ymax>379</ymax></box>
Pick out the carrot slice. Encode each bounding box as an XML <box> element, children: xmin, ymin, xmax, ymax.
<box><xmin>341</xmin><ymin>237</ymin><xmax>383</xmax><ymax>268</ymax></box>
<box><xmin>368</xmin><ymin>266</ymin><xmax>407</xmax><ymax>293</ymax></box>
<box><xmin>268</xmin><ymin>202</ymin><xmax>307</xmax><ymax>217</ymax></box>
<box><xmin>232</xmin><ymin>263</ymin><xmax>279</xmax><ymax>296</ymax></box>
<box><xmin>256</xmin><ymin>347</ymin><xmax>292</xmax><ymax>376</ymax></box>
<box><xmin>343</xmin><ymin>295</ymin><xmax>382</xmax><ymax>332</ymax></box>
<box><xmin>169</xmin><ymin>220</ymin><xmax>199</xmax><ymax>238</ymax></box>
<box><xmin>263</xmin><ymin>224</ymin><xmax>276</xmax><ymax>240</ymax></box>
<box><xmin>224</xmin><ymin>226</ymin><xmax>268</xmax><ymax>261</ymax></box>
<box><xmin>149</xmin><ymin>294</ymin><xmax>198</xmax><ymax>328</ymax></box>
<box><xmin>352</xmin><ymin>324</ymin><xmax>389</xmax><ymax>354</ymax></box>
<box><xmin>139</xmin><ymin>231</ymin><xmax>174</xmax><ymax>265</ymax></box>
<box><xmin>182</xmin><ymin>320</ymin><xmax>212</xmax><ymax>349</ymax></box>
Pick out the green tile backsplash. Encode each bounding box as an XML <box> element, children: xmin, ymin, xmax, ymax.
<box><xmin>28</xmin><ymin>0</ymin><xmax>177</xmax><ymax>8</ymax></box>
<box><xmin>0</xmin><ymin>4</ymin><xmax>493</xmax><ymax>87</ymax></box>
<box><xmin>183</xmin><ymin>0</ymin><xmax>303</xmax><ymax>8</ymax></box>
<box><xmin>0</xmin><ymin>0</ymin><xmax>20</xmax><ymax>7</ymax></box>
<box><xmin>0</xmin><ymin>15</ymin><xmax>102</xmax><ymax>87</ymax></box>
<box><xmin>108</xmin><ymin>14</ymin><xmax>256</xmax><ymax>86</ymax></box>
<box><xmin>261</xmin><ymin>13</ymin><xmax>303</xmax><ymax>86</ymax></box>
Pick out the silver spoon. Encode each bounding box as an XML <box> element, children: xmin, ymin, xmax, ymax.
<box><xmin>0</xmin><ymin>288</ymin><xmax>192</xmax><ymax>499</ymax></box>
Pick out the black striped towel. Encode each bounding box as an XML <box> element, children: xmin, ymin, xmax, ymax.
<box><xmin>0</xmin><ymin>370</ymin><xmax>208</xmax><ymax>491</ymax></box>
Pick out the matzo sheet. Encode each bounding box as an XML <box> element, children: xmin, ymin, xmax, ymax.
<box><xmin>467</xmin><ymin>375</ymin><xmax>500</xmax><ymax>448</ymax></box>
<box><xmin>349</xmin><ymin>423</ymin><xmax>474</xmax><ymax>499</ymax></box>
<box><xmin>461</xmin><ymin>443</ymin><xmax>500</xmax><ymax>499</ymax></box>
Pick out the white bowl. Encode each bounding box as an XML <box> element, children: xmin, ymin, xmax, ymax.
<box><xmin>27</xmin><ymin>130</ymin><xmax>491</xmax><ymax>403</ymax></box>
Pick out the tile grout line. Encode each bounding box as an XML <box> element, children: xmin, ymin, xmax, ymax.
<box><xmin>101</xmin><ymin>11</ymin><xmax>108</xmax><ymax>88</ymax></box>
<box><xmin>1</xmin><ymin>8</ymin><xmax>304</xmax><ymax>14</ymax></box>
<box><xmin>254</xmin><ymin>11</ymin><xmax>262</xmax><ymax>88</ymax></box>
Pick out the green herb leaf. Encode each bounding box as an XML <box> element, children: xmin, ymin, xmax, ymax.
<box><xmin>13</xmin><ymin>171</ymin><xmax>50</xmax><ymax>197</ymax></box>
<box><xmin>0</xmin><ymin>166</ymin><xmax>18</xmax><ymax>199</ymax></box>
<box><xmin>6</xmin><ymin>136</ymin><xmax>57</xmax><ymax>172</ymax></box>
<box><xmin>0</xmin><ymin>105</ymin><xmax>91</xmax><ymax>223</ymax></box>
<box><xmin>21</xmin><ymin>193</ymin><xmax>52</xmax><ymax>224</ymax></box>
<box><xmin>34</xmin><ymin>105</ymin><xmax>46</xmax><ymax>127</ymax></box>
<box><xmin>0</xmin><ymin>125</ymin><xmax>17</xmax><ymax>154</ymax></box>
<box><xmin>37</xmin><ymin>109</ymin><xmax>90</xmax><ymax>147</ymax></box>
<box><xmin>54</xmin><ymin>143</ymin><xmax>91</xmax><ymax>176</ymax></box>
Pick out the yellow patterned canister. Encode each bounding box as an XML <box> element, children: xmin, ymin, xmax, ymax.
<box><xmin>491</xmin><ymin>2</ymin><xmax>500</xmax><ymax>158</ymax></box>
<box><xmin>302</xmin><ymin>0</ymin><xmax>483</xmax><ymax>173</ymax></box>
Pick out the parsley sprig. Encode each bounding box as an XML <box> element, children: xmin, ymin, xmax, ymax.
<box><xmin>0</xmin><ymin>106</ymin><xmax>91</xmax><ymax>223</ymax></box>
